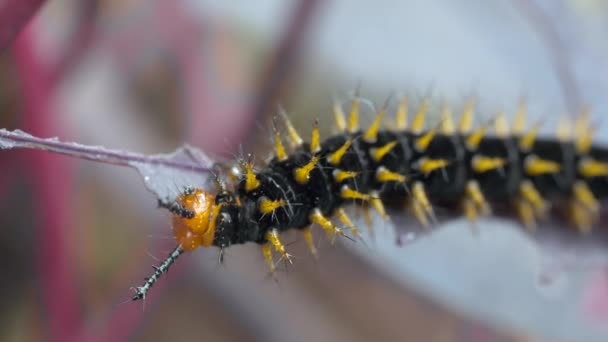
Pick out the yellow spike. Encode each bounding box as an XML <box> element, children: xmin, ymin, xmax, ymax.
<box><xmin>396</xmin><ymin>96</ymin><xmax>408</xmax><ymax>130</ymax></box>
<box><xmin>375</xmin><ymin>166</ymin><xmax>407</xmax><ymax>183</ymax></box>
<box><xmin>294</xmin><ymin>156</ymin><xmax>319</xmax><ymax>184</ymax></box>
<box><xmin>465</xmin><ymin>123</ymin><xmax>488</xmax><ymax>150</ymax></box>
<box><xmin>244</xmin><ymin>163</ymin><xmax>261</xmax><ymax>192</ymax></box>
<box><xmin>333</xmin><ymin>100</ymin><xmax>347</xmax><ymax>132</ymax></box>
<box><xmin>336</xmin><ymin>208</ymin><xmax>360</xmax><ymax>237</ymax></box>
<box><xmin>309</xmin><ymin>208</ymin><xmax>345</xmax><ymax>239</ymax></box>
<box><xmin>519</xmin><ymin>181</ymin><xmax>547</xmax><ymax>215</ymax></box>
<box><xmin>265</xmin><ymin>229</ymin><xmax>292</xmax><ymax>264</ymax></box>
<box><xmin>417</xmin><ymin>158</ymin><xmax>449</xmax><ymax>175</ymax></box>
<box><xmin>512</xmin><ymin>100</ymin><xmax>527</xmax><ymax>135</ymax></box>
<box><xmin>333</xmin><ymin>169</ymin><xmax>359</xmax><ymax>183</ymax></box>
<box><xmin>274</xmin><ymin>130</ymin><xmax>288</xmax><ymax>161</ymax></box>
<box><xmin>459</xmin><ymin>98</ymin><xmax>475</xmax><ymax>133</ymax></box>
<box><xmin>577</xmin><ymin>128</ymin><xmax>595</xmax><ymax>154</ymax></box>
<box><xmin>519</xmin><ymin>123</ymin><xmax>541</xmax><ymax>151</ymax></box>
<box><xmin>302</xmin><ymin>227</ymin><xmax>318</xmax><ymax>258</ymax></box>
<box><xmin>310</xmin><ymin>120</ymin><xmax>321</xmax><ymax>153</ymax></box>
<box><xmin>579</xmin><ymin>158</ymin><xmax>608</xmax><ymax>178</ymax></box>
<box><xmin>411</xmin><ymin>99</ymin><xmax>429</xmax><ymax>133</ymax></box>
<box><xmin>573</xmin><ymin>181</ymin><xmax>599</xmax><ymax>213</ymax></box>
<box><xmin>440</xmin><ymin>104</ymin><xmax>455</xmax><ymax>135</ymax></box>
<box><xmin>341</xmin><ymin>186</ymin><xmax>370</xmax><ymax>201</ymax></box>
<box><xmin>471</xmin><ymin>155</ymin><xmax>507</xmax><ymax>173</ymax></box>
<box><xmin>362</xmin><ymin>205</ymin><xmax>373</xmax><ymax>231</ymax></box>
<box><xmin>556</xmin><ymin>115</ymin><xmax>571</xmax><ymax>142</ymax></box>
<box><xmin>570</xmin><ymin>201</ymin><xmax>594</xmax><ymax>235</ymax></box>
<box><xmin>575</xmin><ymin>108</ymin><xmax>591</xmax><ymax>153</ymax></box>
<box><xmin>370</xmin><ymin>191</ymin><xmax>389</xmax><ymax>220</ymax></box>
<box><xmin>412</xmin><ymin>181</ymin><xmax>434</xmax><ymax>219</ymax></box>
<box><xmin>411</xmin><ymin>199</ymin><xmax>429</xmax><ymax>229</ymax></box>
<box><xmin>363</xmin><ymin>109</ymin><xmax>385</xmax><ymax>143</ymax></box>
<box><xmin>327</xmin><ymin>139</ymin><xmax>352</xmax><ymax>166</ymax></box>
<box><xmin>371</xmin><ymin>141</ymin><xmax>398</xmax><ymax>162</ymax></box>
<box><xmin>415</xmin><ymin>128</ymin><xmax>437</xmax><ymax>152</ymax></box>
<box><xmin>258</xmin><ymin>198</ymin><xmax>286</xmax><ymax>215</ymax></box>
<box><xmin>524</xmin><ymin>155</ymin><xmax>561</xmax><ymax>176</ymax></box>
<box><xmin>279</xmin><ymin>107</ymin><xmax>303</xmax><ymax>147</ymax></box>
<box><xmin>515</xmin><ymin>199</ymin><xmax>537</xmax><ymax>232</ymax></box>
<box><xmin>262</xmin><ymin>244</ymin><xmax>275</xmax><ymax>273</ymax></box>
<box><xmin>465</xmin><ymin>180</ymin><xmax>490</xmax><ymax>215</ymax></box>
<box><xmin>494</xmin><ymin>111</ymin><xmax>510</xmax><ymax>138</ymax></box>
<box><xmin>348</xmin><ymin>97</ymin><xmax>360</xmax><ymax>133</ymax></box>
<box><xmin>463</xmin><ymin>199</ymin><xmax>479</xmax><ymax>232</ymax></box>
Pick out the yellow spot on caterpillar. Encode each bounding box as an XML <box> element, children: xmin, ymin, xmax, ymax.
<box><xmin>278</xmin><ymin>106</ymin><xmax>303</xmax><ymax>147</ymax></box>
<box><xmin>471</xmin><ymin>155</ymin><xmax>507</xmax><ymax>173</ymax></box>
<box><xmin>415</xmin><ymin>128</ymin><xmax>437</xmax><ymax>152</ymax></box>
<box><xmin>370</xmin><ymin>191</ymin><xmax>389</xmax><ymax>220</ymax></box>
<box><xmin>258</xmin><ymin>198</ymin><xmax>286</xmax><ymax>214</ymax></box>
<box><xmin>519</xmin><ymin>180</ymin><xmax>547</xmax><ymax>215</ymax></box>
<box><xmin>244</xmin><ymin>163</ymin><xmax>260</xmax><ymax>192</ymax></box>
<box><xmin>411</xmin><ymin>99</ymin><xmax>428</xmax><ymax>134</ymax></box>
<box><xmin>340</xmin><ymin>186</ymin><xmax>370</xmax><ymax>201</ymax></box>
<box><xmin>371</xmin><ymin>141</ymin><xmax>398</xmax><ymax>162</ymax></box>
<box><xmin>417</xmin><ymin>158</ymin><xmax>449</xmax><ymax>175</ymax></box>
<box><xmin>266</xmin><ymin>229</ymin><xmax>292</xmax><ymax>264</ymax></box>
<box><xmin>327</xmin><ymin>139</ymin><xmax>353</xmax><ymax>166</ymax></box>
<box><xmin>310</xmin><ymin>120</ymin><xmax>321</xmax><ymax>153</ymax></box>
<box><xmin>274</xmin><ymin>130</ymin><xmax>288</xmax><ymax>161</ymax></box>
<box><xmin>465</xmin><ymin>123</ymin><xmax>488</xmax><ymax>150</ymax></box>
<box><xmin>515</xmin><ymin>199</ymin><xmax>537</xmax><ymax>232</ymax></box>
<box><xmin>262</xmin><ymin>244</ymin><xmax>275</xmax><ymax>273</ymax></box>
<box><xmin>309</xmin><ymin>208</ymin><xmax>345</xmax><ymax>240</ymax></box>
<box><xmin>494</xmin><ymin>111</ymin><xmax>510</xmax><ymax>138</ymax></box>
<box><xmin>363</xmin><ymin>109</ymin><xmax>385</xmax><ymax>142</ymax></box>
<box><xmin>573</xmin><ymin>181</ymin><xmax>599</xmax><ymax>213</ymax></box>
<box><xmin>348</xmin><ymin>97</ymin><xmax>359</xmax><ymax>133</ymax></box>
<box><xmin>333</xmin><ymin>100</ymin><xmax>347</xmax><ymax>132</ymax></box>
<box><xmin>459</xmin><ymin>98</ymin><xmax>475</xmax><ymax>133</ymax></box>
<box><xmin>579</xmin><ymin>158</ymin><xmax>608</xmax><ymax>178</ymax></box>
<box><xmin>519</xmin><ymin>122</ymin><xmax>541</xmax><ymax>151</ymax></box>
<box><xmin>294</xmin><ymin>156</ymin><xmax>319</xmax><ymax>184</ymax></box>
<box><xmin>396</xmin><ymin>96</ymin><xmax>408</xmax><ymax>130</ymax></box>
<box><xmin>336</xmin><ymin>208</ymin><xmax>360</xmax><ymax>238</ymax></box>
<box><xmin>524</xmin><ymin>155</ymin><xmax>561</xmax><ymax>176</ymax></box>
<box><xmin>302</xmin><ymin>227</ymin><xmax>318</xmax><ymax>258</ymax></box>
<box><xmin>333</xmin><ymin>169</ymin><xmax>359</xmax><ymax>183</ymax></box>
<box><xmin>375</xmin><ymin>166</ymin><xmax>407</xmax><ymax>183</ymax></box>
<box><xmin>512</xmin><ymin>99</ymin><xmax>527</xmax><ymax>135</ymax></box>
<box><xmin>440</xmin><ymin>104</ymin><xmax>455</xmax><ymax>135</ymax></box>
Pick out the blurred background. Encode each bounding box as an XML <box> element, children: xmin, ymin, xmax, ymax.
<box><xmin>2</xmin><ymin>0</ymin><xmax>608</xmax><ymax>341</ymax></box>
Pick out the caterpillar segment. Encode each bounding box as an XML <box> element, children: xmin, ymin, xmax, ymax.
<box><xmin>133</xmin><ymin>97</ymin><xmax>608</xmax><ymax>301</ymax></box>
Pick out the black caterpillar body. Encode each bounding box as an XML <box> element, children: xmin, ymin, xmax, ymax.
<box><xmin>133</xmin><ymin>99</ymin><xmax>608</xmax><ymax>300</ymax></box>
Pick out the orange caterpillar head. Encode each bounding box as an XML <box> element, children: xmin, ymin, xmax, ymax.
<box><xmin>172</xmin><ymin>189</ymin><xmax>220</xmax><ymax>251</ymax></box>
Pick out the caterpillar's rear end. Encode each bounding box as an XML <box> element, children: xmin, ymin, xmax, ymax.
<box><xmin>132</xmin><ymin>96</ymin><xmax>608</xmax><ymax>300</ymax></box>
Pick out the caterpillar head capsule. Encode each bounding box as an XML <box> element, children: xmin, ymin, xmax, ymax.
<box><xmin>172</xmin><ymin>188</ymin><xmax>219</xmax><ymax>251</ymax></box>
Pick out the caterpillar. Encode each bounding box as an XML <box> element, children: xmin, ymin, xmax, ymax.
<box><xmin>131</xmin><ymin>96</ymin><xmax>608</xmax><ymax>300</ymax></box>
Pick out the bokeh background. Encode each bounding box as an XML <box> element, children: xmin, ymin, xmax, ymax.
<box><xmin>1</xmin><ymin>0</ymin><xmax>608</xmax><ymax>341</ymax></box>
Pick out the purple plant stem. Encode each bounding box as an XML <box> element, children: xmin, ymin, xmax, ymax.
<box><xmin>0</xmin><ymin>0</ymin><xmax>46</xmax><ymax>51</ymax></box>
<box><xmin>13</xmin><ymin>22</ymin><xmax>81</xmax><ymax>341</ymax></box>
<box><xmin>0</xmin><ymin>129</ymin><xmax>213</xmax><ymax>174</ymax></box>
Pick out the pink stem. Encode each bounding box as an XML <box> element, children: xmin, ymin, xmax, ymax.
<box><xmin>0</xmin><ymin>0</ymin><xmax>46</xmax><ymax>51</ymax></box>
<box><xmin>13</xmin><ymin>21</ymin><xmax>81</xmax><ymax>341</ymax></box>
